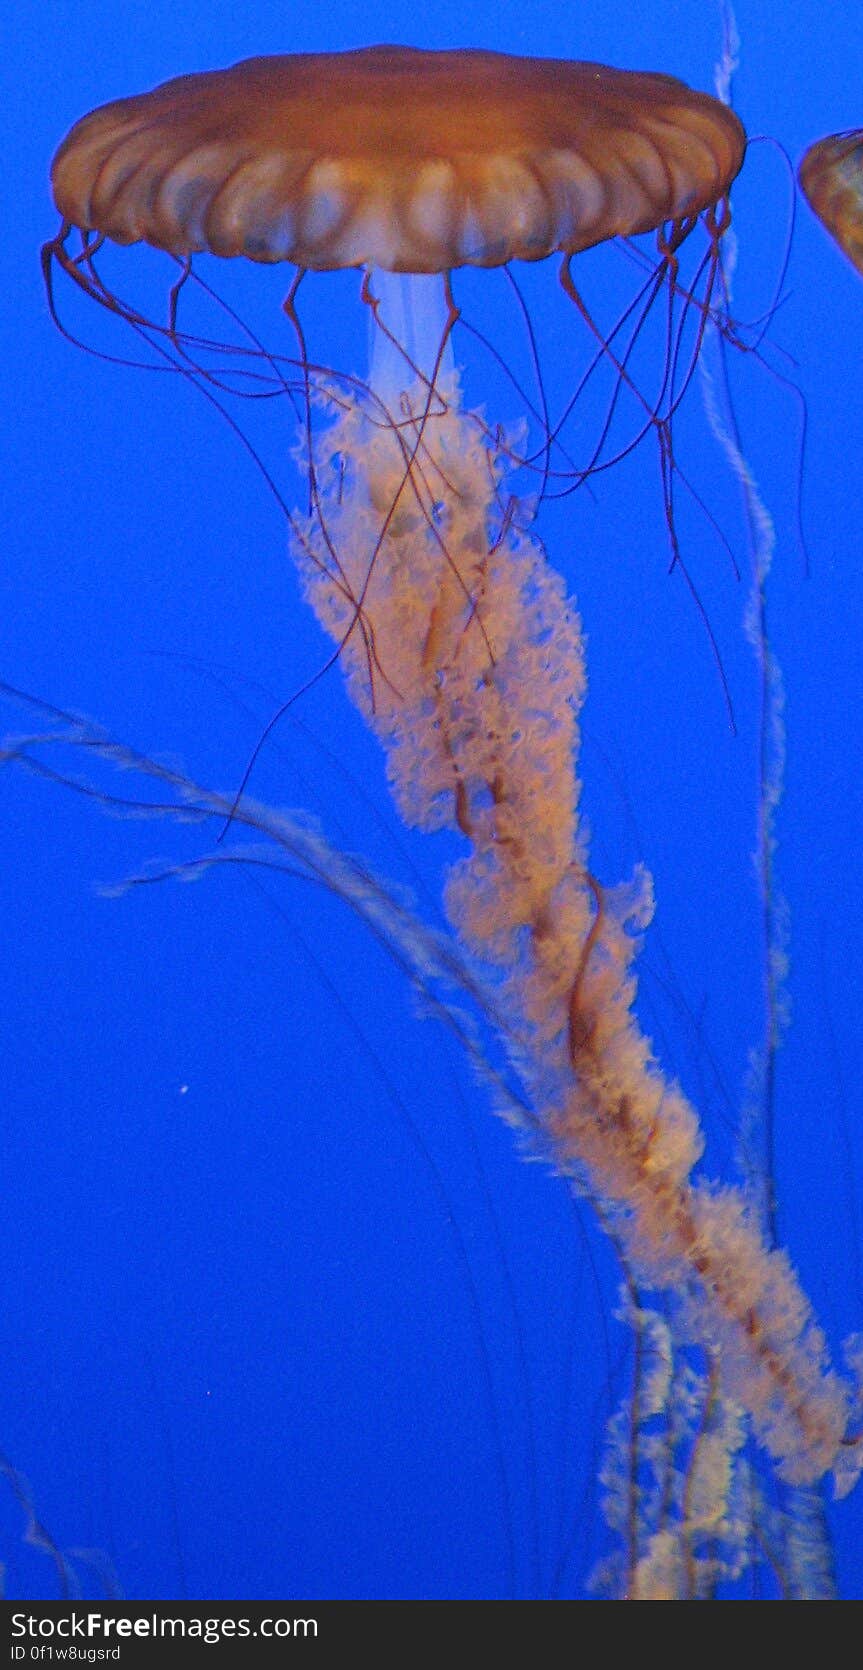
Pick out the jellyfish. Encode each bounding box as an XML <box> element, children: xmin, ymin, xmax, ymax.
<box><xmin>42</xmin><ymin>47</ymin><xmax>861</xmax><ymax>1596</ymax></box>
<box><xmin>799</xmin><ymin>130</ymin><xmax>863</xmax><ymax>275</ymax></box>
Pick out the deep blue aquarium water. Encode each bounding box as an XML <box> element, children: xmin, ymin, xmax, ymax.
<box><xmin>1</xmin><ymin>0</ymin><xmax>861</xmax><ymax>1600</ymax></box>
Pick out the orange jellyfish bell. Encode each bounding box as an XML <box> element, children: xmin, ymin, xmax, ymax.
<box><xmin>799</xmin><ymin>129</ymin><xmax>863</xmax><ymax>276</ymax></box>
<box><xmin>50</xmin><ymin>45</ymin><xmax>746</xmax><ymax>272</ymax></box>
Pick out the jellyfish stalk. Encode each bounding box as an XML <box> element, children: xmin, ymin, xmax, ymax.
<box><xmin>284</xmin><ymin>264</ymin><xmax>860</xmax><ymax>1496</ymax></box>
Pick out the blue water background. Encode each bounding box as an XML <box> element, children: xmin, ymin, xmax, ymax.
<box><xmin>1</xmin><ymin>0</ymin><xmax>861</xmax><ymax>1599</ymax></box>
